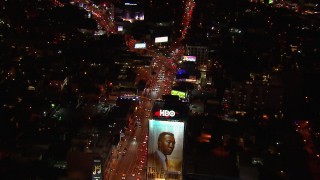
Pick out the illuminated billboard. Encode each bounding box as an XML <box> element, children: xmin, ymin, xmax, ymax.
<box><xmin>171</xmin><ymin>90</ymin><xmax>186</xmax><ymax>99</ymax></box>
<box><xmin>181</xmin><ymin>56</ymin><xmax>196</xmax><ymax>62</ymax></box>
<box><xmin>134</xmin><ymin>42</ymin><xmax>147</xmax><ymax>49</ymax></box>
<box><xmin>147</xmin><ymin>120</ymin><xmax>184</xmax><ymax>180</ymax></box>
<box><xmin>154</xmin><ymin>109</ymin><xmax>178</xmax><ymax>118</ymax></box>
<box><xmin>117</xmin><ymin>26</ymin><xmax>123</xmax><ymax>32</ymax></box>
<box><xmin>92</xmin><ymin>158</ymin><xmax>102</xmax><ymax>180</ymax></box>
<box><xmin>155</xmin><ymin>36</ymin><xmax>168</xmax><ymax>43</ymax></box>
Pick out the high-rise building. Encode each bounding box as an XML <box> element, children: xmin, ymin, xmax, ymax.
<box><xmin>231</xmin><ymin>73</ymin><xmax>284</xmax><ymax>114</ymax></box>
<box><xmin>185</xmin><ymin>45</ymin><xmax>212</xmax><ymax>84</ymax></box>
<box><xmin>185</xmin><ymin>45</ymin><xmax>209</xmax><ymax>68</ymax></box>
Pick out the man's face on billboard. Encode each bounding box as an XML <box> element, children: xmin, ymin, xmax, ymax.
<box><xmin>159</xmin><ymin>134</ymin><xmax>175</xmax><ymax>155</ymax></box>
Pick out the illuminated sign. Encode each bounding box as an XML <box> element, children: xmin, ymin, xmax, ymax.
<box><xmin>117</xmin><ymin>26</ymin><xmax>123</xmax><ymax>32</ymax></box>
<box><xmin>147</xmin><ymin>120</ymin><xmax>185</xmax><ymax>180</ymax></box>
<box><xmin>125</xmin><ymin>2</ymin><xmax>137</xmax><ymax>5</ymax></box>
<box><xmin>155</xmin><ymin>36</ymin><xmax>168</xmax><ymax>43</ymax></box>
<box><xmin>181</xmin><ymin>56</ymin><xmax>196</xmax><ymax>62</ymax></box>
<box><xmin>154</xmin><ymin>110</ymin><xmax>178</xmax><ymax>118</ymax></box>
<box><xmin>171</xmin><ymin>90</ymin><xmax>186</xmax><ymax>99</ymax></box>
<box><xmin>92</xmin><ymin>158</ymin><xmax>102</xmax><ymax>180</ymax></box>
<box><xmin>134</xmin><ymin>42</ymin><xmax>147</xmax><ymax>49</ymax></box>
<box><xmin>160</xmin><ymin>110</ymin><xmax>175</xmax><ymax>117</ymax></box>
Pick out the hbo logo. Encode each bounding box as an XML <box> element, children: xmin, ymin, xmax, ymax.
<box><xmin>159</xmin><ymin>110</ymin><xmax>175</xmax><ymax>117</ymax></box>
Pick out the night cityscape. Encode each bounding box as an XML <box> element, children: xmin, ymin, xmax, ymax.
<box><xmin>1</xmin><ymin>0</ymin><xmax>320</xmax><ymax>180</ymax></box>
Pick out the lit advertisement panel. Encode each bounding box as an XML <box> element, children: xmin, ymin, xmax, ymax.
<box><xmin>92</xmin><ymin>158</ymin><xmax>102</xmax><ymax>180</ymax></box>
<box><xmin>181</xmin><ymin>56</ymin><xmax>196</xmax><ymax>62</ymax></box>
<box><xmin>171</xmin><ymin>90</ymin><xmax>186</xmax><ymax>99</ymax></box>
<box><xmin>177</xmin><ymin>69</ymin><xmax>187</xmax><ymax>75</ymax></box>
<box><xmin>134</xmin><ymin>42</ymin><xmax>147</xmax><ymax>49</ymax></box>
<box><xmin>155</xmin><ymin>36</ymin><xmax>168</xmax><ymax>43</ymax></box>
<box><xmin>125</xmin><ymin>2</ymin><xmax>137</xmax><ymax>5</ymax></box>
<box><xmin>117</xmin><ymin>26</ymin><xmax>123</xmax><ymax>32</ymax></box>
<box><xmin>147</xmin><ymin>120</ymin><xmax>184</xmax><ymax>180</ymax></box>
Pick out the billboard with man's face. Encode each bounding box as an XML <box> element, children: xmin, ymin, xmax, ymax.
<box><xmin>147</xmin><ymin>120</ymin><xmax>185</xmax><ymax>180</ymax></box>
